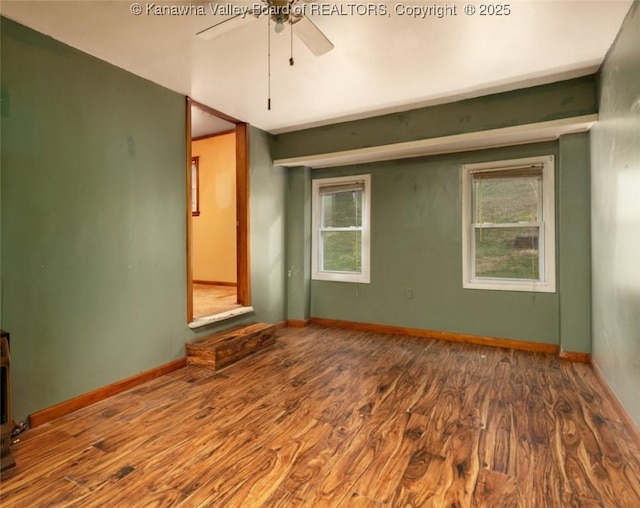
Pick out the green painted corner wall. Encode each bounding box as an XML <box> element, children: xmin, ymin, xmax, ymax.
<box><xmin>558</xmin><ymin>132</ymin><xmax>592</xmax><ymax>354</ymax></box>
<box><xmin>591</xmin><ymin>1</ymin><xmax>640</xmax><ymax>427</ymax></box>
<box><xmin>272</xmin><ymin>76</ymin><xmax>597</xmax><ymax>159</ymax></box>
<box><xmin>248</xmin><ymin>127</ymin><xmax>287</xmax><ymax>322</ymax></box>
<box><xmin>285</xmin><ymin>167</ymin><xmax>312</xmax><ymax>321</ymax></box>
<box><xmin>1</xmin><ymin>18</ymin><xmax>286</xmax><ymax>422</ymax></box>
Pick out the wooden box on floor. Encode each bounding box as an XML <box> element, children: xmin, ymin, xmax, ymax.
<box><xmin>186</xmin><ymin>323</ymin><xmax>276</xmax><ymax>371</ymax></box>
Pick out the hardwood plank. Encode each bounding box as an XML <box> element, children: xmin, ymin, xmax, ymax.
<box><xmin>337</xmin><ymin>492</ymin><xmax>385</xmax><ymax>507</ymax></box>
<box><xmin>479</xmin><ymin>398</ymin><xmax>518</xmax><ymax>476</ymax></box>
<box><xmin>186</xmin><ymin>446</ymin><xmax>282</xmax><ymax>507</ymax></box>
<box><xmin>350</xmin><ymin>411</ymin><xmax>428</xmax><ymax>505</ymax></box>
<box><xmin>473</xmin><ymin>468</ymin><xmax>518</xmax><ymax>508</ymax></box>
<box><xmin>2</xmin><ymin>325</ymin><xmax>639</xmax><ymax>508</ymax></box>
<box><xmin>212</xmin><ymin>441</ymin><xmax>305</xmax><ymax>506</ymax></box>
<box><xmin>386</xmin><ymin>412</ymin><xmax>446</xmax><ymax>507</ymax></box>
<box><xmin>591</xmin><ymin>358</ymin><xmax>640</xmax><ymax>450</ymax></box>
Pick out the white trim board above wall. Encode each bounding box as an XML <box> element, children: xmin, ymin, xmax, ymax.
<box><xmin>273</xmin><ymin>115</ymin><xmax>597</xmax><ymax>169</ymax></box>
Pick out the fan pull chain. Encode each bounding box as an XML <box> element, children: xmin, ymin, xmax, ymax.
<box><xmin>289</xmin><ymin>21</ymin><xmax>294</xmax><ymax>66</ymax></box>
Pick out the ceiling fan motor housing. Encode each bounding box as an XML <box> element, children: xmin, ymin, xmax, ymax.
<box><xmin>260</xmin><ymin>0</ymin><xmax>305</xmax><ymax>25</ymax></box>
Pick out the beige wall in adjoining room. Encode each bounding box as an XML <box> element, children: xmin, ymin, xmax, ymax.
<box><xmin>192</xmin><ymin>132</ymin><xmax>237</xmax><ymax>283</ymax></box>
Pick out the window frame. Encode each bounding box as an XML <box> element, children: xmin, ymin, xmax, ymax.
<box><xmin>461</xmin><ymin>155</ymin><xmax>556</xmax><ymax>293</ymax></box>
<box><xmin>191</xmin><ymin>156</ymin><xmax>200</xmax><ymax>217</ymax></box>
<box><xmin>312</xmin><ymin>174</ymin><xmax>371</xmax><ymax>283</ymax></box>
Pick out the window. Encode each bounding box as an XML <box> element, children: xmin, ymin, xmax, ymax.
<box><xmin>312</xmin><ymin>174</ymin><xmax>371</xmax><ymax>283</ymax></box>
<box><xmin>462</xmin><ymin>155</ymin><xmax>555</xmax><ymax>292</ymax></box>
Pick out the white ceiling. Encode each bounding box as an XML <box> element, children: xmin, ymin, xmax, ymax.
<box><xmin>0</xmin><ymin>1</ymin><xmax>633</xmax><ymax>134</ymax></box>
<box><xmin>191</xmin><ymin>104</ymin><xmax>236</xmax><ymax>137</ymax></box>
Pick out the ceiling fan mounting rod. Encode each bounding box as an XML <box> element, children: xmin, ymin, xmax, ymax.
<box><xmin>267</xmin><ymin>14</ymin><xmax>272</xmax><ymax>110</ymax></box>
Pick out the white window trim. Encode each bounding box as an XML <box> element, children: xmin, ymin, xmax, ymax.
<box><xmin>462</xmin><ymin>155</ymin><xmax>556</xmax><ymax>293</ymax></box>
<box><xmin>312</xmin><ymin>174</ymin><xmax>371</xmax><ymax>283</ymax></box>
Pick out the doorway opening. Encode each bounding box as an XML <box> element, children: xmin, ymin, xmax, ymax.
<box><xmin>186</xmin><ymin>99</ymin><xmax>251</xmax><ymax>325</ymax></box>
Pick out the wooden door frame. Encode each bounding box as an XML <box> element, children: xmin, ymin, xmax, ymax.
<box><xmin>186</xmin><ymin>98</ymin><xmax>251</xmax><ymax>322</ymax></box>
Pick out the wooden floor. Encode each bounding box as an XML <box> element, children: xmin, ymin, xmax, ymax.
<box><xmin>192</xmin><ymin>283</ymin><xmax>238</xmax><ymax>318</ymax></box>
<box><xmin>2</xmin><ymin>326</ymin><xmax>640</xmax><ymax>507</ymax></box>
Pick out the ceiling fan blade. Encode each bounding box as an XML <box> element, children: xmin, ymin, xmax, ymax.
<box><xmin>294</xmin><ymin>16</ymin><xmax>334</xmax><ymax>56</ymax></box>
<box><xmin>197</xmin><ymin>14</ymin><xmax>254</xmax><ymax>40</ymax></box>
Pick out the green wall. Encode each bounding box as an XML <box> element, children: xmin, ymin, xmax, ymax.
<box><xmin>248</xmin><ymin>127</ymin><xmax>287</xmax><ymax>322</ymax></box>
<box><xmin>1</xmin><ymin>18</ymin><xmax>286</xmax><ymax>422</ymax></box>
<box><xmin>558</xmin><ymin>133</ymin><xmax>592</xmax><ymax>354</ymax></box>
<box><xmin>283</xmin><ymin>85</ymin><xmax>593</xmax><ymax>349</ymax></box>
<box><xmin>285</xmin><ymin>167</ymin><xmax>312</xmax><ymax>322</ymax></box>
<box><xmin>273</xmin><ymin>76</ymin><xmax>597</xmax><ymax>159</ymax></box>
<box><xmin>591</xmin><ymin>1</ymin><xmax>640</xmax><ymax>427</ymax></box>
<box><xmin>308</xmin><ymin>142</ymin><xmax>564</xmax><ymax>344</ymax></box>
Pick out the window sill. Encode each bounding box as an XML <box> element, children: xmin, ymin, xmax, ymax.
<box><xmin>312</xmin><ymin>272</ymin><xmax>370</xmax><ymax>283</ymax></box>
<box><xmin>463</xmin><ymin>281</ymin><xmax>556</xmax><ymax>293</ymax></box>
<box><xmin>188</xmin><ymin>306</ymin><xmax>254</xmax><ymax>329</ymax></box>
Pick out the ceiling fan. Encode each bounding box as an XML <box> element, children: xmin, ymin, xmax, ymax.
<box><xmin>197</xmin><ymin>0</ymin><xmax>334</xmax><ymax>57</ymax></box>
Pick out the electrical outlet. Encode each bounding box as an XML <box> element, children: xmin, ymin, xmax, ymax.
<box><xmin>405</xmin><ymin>287</ymin><xmax>414</xmax><ymax>299</ymax></box>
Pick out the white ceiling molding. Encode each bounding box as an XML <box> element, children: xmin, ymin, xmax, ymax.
<box><xmin>273</xmin><ymin>115</ymin><xmax>598</xmax><ymax>169</ymax></box>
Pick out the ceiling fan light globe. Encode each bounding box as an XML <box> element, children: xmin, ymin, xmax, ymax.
<box><xmin>274</xmin><ymin>19</ymin><xmax>285</xmax><ymax>34</ymax></box>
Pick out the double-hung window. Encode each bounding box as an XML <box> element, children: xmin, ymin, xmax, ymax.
<box><xmin>312</xmin><ymin>174</ymin><xmax>371</xmax><ymax>283</ymax></box>
<box><xmin>462</xmin><ymin>155</ymin><xmax>555</xmax><ymax>292</ymax></box>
